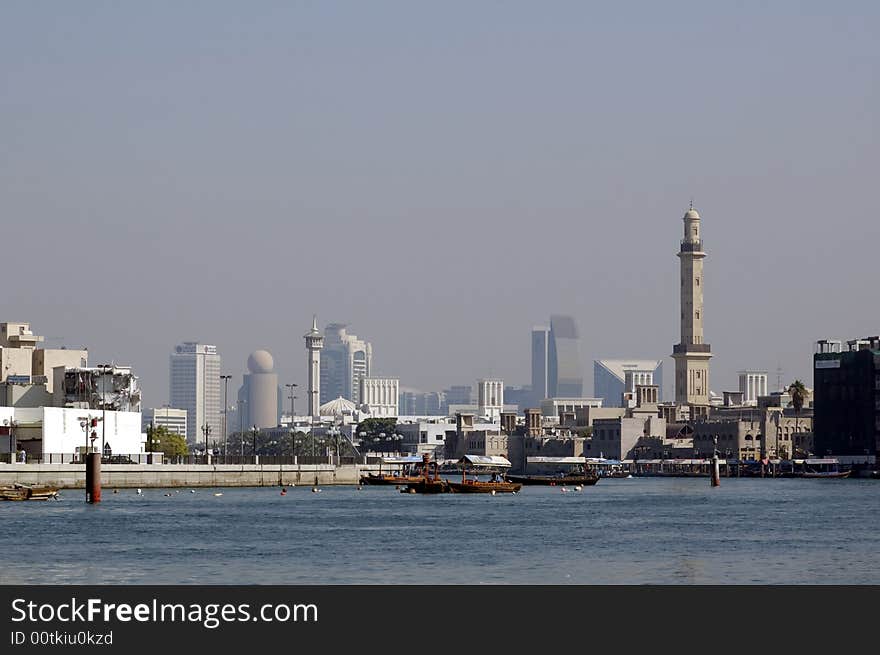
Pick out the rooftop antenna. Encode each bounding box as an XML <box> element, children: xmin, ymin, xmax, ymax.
<box><xmin>689</xmin><ymin>198</ymin><xmax>694</xmax><ymax>211</ymax></box>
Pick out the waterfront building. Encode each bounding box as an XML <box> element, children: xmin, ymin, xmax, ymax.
<box><xmin>320</xmin><ymin>323</ymin><xmax>372</xmax><ymax>405</ymax></box>
<box><xmin>238</xmin><ymin>350</ymin><xmax>279</xmax><ymax>430</ymax></box>
<box><xmin>594</xmin><ymin>359</ymin><xmax>664</xmax><ymax>407</ymax></box>
<box><xmin>1</xmin><ymin>322</ymin><xmax>88</xmax><ymax>393</ymax></box>
<box><xmin>360</xmin><ymin>377</ymin><xmax>399</xmax><ymax>417</ymax></box>
<box><xmin>170</xmin><ymin>342</ymin><xmax>221</xmax><ymax>444</ymax></box>
<box><xmin>394</xmin><ymin>419</ymin><xmax>455</xmax><ymax>456</ymax></box>
<box><xmin>142</xmin><ymin>407</ymin><xmax>187</xmax><ymax>438</ymax></box>
<box><xmin>0</xmin><ymin>405</ymin><xmax>144</xmax><ymax>459</ymax></box>
<box><xmin>53</xmin><ymin>365</ymin><xmax>141</xmax><ymax>413</ymax></box>
<box><xmin>738</xmin><ymin>370</ymin><xmax>768</xmax><ymax>405</ymax></box>
<box><xmin>671</xmin><ymin>204</ymin><xmax>712</xmax><ymax>408</ymax></box>
<box><xmin>813</xmin><ymin>337</ymin><xmax>880</xmax><ymax>460</ymax></box>
<box><xmin>548</xmin><ymin>315</ymin><xmax>584</xmax><ymax>398</ymax></box>
<box><xmin>304</xmin><ymin>316</ymin><xmax>324</xmax><ymax>419</ymax></box>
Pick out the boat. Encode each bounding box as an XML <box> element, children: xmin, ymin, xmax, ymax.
<box><xmin>505</xmin><ymin>472</ymin><xmax>599</xmax><ymax>486</ymax></box>
<box><xmin>0</xmin><ymin>483</ymin><xmax>59</xmax><ymax>501</ymax></box>
<box><xmin>445</xmin><ymin>455</ymin><xmax>522</xmax><ymax>494</ymax></box>
<box><xmin>360</xmin><ymin>455</ymin><xmax>426</xmax><ymax>485</ymax></box>
<box><xmin>801</xmin><ymin>470</ymin><xmax>851</xmax><ymax>479</ymax></box>
<box><xmin>400</xmin><ymin>454</ymin><xmax>452</xmax><ymax>494</ymax></box>
<box><xmin>508</xmin><ymin>456</ymin><xmax>601</xmax><ymax>486</ymax></box>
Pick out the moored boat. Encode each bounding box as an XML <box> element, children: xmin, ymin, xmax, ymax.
<box><xmin>0</xmin><ymin>483</ymin><xmax>59</xmax><ymax>501</ymax></box>
<box><xmin>505</xmin><ymin>473</ymin><xmax>598</xmax><ymax>486</ymax></box>
<box><xmin>446</xmin><ymin>455</ymin><xmax>521</xmax><ymax>494</ymax></box>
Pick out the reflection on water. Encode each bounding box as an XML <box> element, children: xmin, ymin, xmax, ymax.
<box><xmin>1</xmin><ymin>477</ymin><xmax>878</xmax><ymax>584</ymax></box>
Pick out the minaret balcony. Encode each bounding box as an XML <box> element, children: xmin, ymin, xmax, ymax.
<box><xmin>679</xmin><ymin>239</ymin><xmax>704</xmax><ymax>253</ymax></box>
<box><xmin>673</xmin><ymin>343</ymin><xmax>712</xmax><ymax>354</ymax></box>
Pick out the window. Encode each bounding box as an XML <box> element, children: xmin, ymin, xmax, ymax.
<box><xmin>695</xmin><ymin>311</ymin><xmax>700</xmax><ymax>319</ymax></box>
<box><xmin>696</xmin><ymin>278</ymin><xmax>700</xmax><ymax>286</ymax></box>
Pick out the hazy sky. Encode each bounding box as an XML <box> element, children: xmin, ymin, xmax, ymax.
<box><xmin>2</xmin><ymin>1</ymin><xmax>878</xmax><ymax>406</ymax></box>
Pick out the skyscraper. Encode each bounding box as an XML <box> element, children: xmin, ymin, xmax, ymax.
<box><xmin>531</xmin><ymin>326</ymin><xmax>550</xmax><ymax>404</ymax></box>
<box><xmin>170</xmin><ymin>342</ymin><xmax>221</xmax><ymax>445</ymax></box>
<box><xmin>320</xmin><ymin>323</ymin><xmax>372</xmax><ymax>404</ymax></box>
<box><xmin>548</xmin><ymin>315</ymin><xmax>583</xmax><ymax>398</ymax></box>
<box><xmin>671</xmin><ymin>203</ymin><xmax>712</xmax><ymax>406</ymax></box>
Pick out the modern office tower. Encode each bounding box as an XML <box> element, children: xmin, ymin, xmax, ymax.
<box><xmin>531</xmin><ymin>326</ymin><xmax>550</xmax><ymax>403</ymax></box>
<box><xmin>549</xmin><ymin>315</ymin><xmax>583</xmax><ymax>398</ymax></box>
<box><xmin>477</xmin><ymin>379</ymin><xmax>504</xmax><ymax>422</ymax></box>
<box><xmin>814</xmin><ymin>337</ymin><xmax>880</xmax><ymax>458</ymax></box>
<box><xmin>360</xmin><ymin>377</ymin><xmax>399</xmax><ymax>417</ymax></box>
<box><xmin>594</xmin><ymin>360</ymin><xmax>664</xmax><ymax>407</ymax></box>
<box><xmin>142</xmin><ymin>407</ymin><xmax>187</xmax><ymax>438</ymax></box>
<box><xmin>320</xmin><ymin>323</ymin><xmax>372</xmax><ymax>404</ymax></box>
<box><xmin>170</xmin><ymin>342</ymin><xmax>221</xmax><ymax>444</ymax></box>
<box><xmin>304</xmin><ymin>316</ymin><xmax>324</xmax><ymax>419</ymax></box>
<box><xmin>239</xmin><ymin>350</ymin><xmax>279</xmax><ymax>430</ymax></box>
<box><xmin>738</xmin><ymin>370</ymin><xmax>768</xmax><ymax>405</ymax></box>
<box><xmin>443</xmin><ymin>385</ymin><xmax>473</xmax><ymax>414</ymax></box>
<box><xmin>671</xmin><ymin>203</ymin><xmax>712</xmax><ymax>406</ymax></box>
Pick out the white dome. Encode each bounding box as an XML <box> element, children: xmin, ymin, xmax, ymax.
<box><xmin>319</xmin><ymin>396</ymin><xmax>356</xmax><ymax>416</ymax></box>
<box><xmin>247</xmin><ymin>350</ymin><xmax>275</xmax><ymax>374</ymax></box>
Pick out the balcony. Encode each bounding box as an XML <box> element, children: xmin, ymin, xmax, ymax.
<box><xmin>679</xmin><ymin>240</ymin><xmax>704</xmax><ymax>253</ymax></box>
<box><xmin>673</xmin><ymin>343</ymin><xmax>712</xmax><ymax>354</ymax></box>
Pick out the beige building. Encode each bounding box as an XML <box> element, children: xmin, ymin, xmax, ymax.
<box><xmin>360</xmin><ymin>377</ymin><xmax>399</xmax><ymax>417</ymax></box>
<box><xmin>1</xmin><ymin>322</ymin><xmax>89</xmax><ymax>399</ymax></box>
<box><xmin>671</xmin><ymin>205</ymin><xmax>712</xmax><ymax>407</ymax></box>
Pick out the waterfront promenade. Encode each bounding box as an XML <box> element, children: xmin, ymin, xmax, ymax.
<box><xmin>0</xmin><ymin>462</ymin><xmax>383</xmax><ymax>488</ymax></box>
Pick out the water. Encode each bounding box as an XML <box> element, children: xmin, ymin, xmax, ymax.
<box><xmin>2</xmin><ymin>477</ymin><xmax>879</xmax><ymax>584</ymax></box>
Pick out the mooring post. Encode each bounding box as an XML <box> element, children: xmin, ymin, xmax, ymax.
<box><xmin>86</xmin><ymin>452</ymin><xmax>102</xmax><ymax>503</ymax></box>
<box><xmin>711</xmin><ymin>454</ymin><xmax>720</xmax><ymax>488</ymax></box>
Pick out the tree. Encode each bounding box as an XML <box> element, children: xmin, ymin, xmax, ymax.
<box><xmin>787</xmin><ymin>380</ymin><xmax>808</xmax><ymax>458</ymax></box>
<box><xmin>149</xmin><ymin>425</ymin><xmax>188</xmax><ymax>458</ymax></box>
<box><xmin>356</xmin><ymin>417</ymin><xmax>398</xmax><ymax>438</ymax></box>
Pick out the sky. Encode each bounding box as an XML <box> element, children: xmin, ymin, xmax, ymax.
<box><xmin>2</xmin><ymin>1</ymin><xmax>878</xmax><ymax>406</ymax></box>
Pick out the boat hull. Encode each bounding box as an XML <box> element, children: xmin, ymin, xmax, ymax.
<box><xmin>504</xmin><ymin>474</ymin><xmax>599</xmax><ymax>486</ymax></box>
<box><xmin>446</xmin><ymin>481</ymin><xmax>522</xmax><ymax>493</ymax></box>
<box><xmin>1</xmin><ymin>484</ymin><xmax>59</xmax><ymax>501</ymax></box>
<box><xmin>400</xmin><ymin>479</ymin><xmax>451</xmax><ymax>494</ymax></box>
<box><xmin>359</xmin><ymin>474</ymin><xmax>423</xmax><ymax>486</ymax></box>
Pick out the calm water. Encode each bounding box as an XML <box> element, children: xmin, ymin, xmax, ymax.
<box><xmin>2</xmin><ymin>477</ymin><xmax>879</xmax><ymax>584</ymax></box>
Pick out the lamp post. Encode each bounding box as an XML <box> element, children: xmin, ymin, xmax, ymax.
<box><xmin>285</xmin><ymin>383</ymin><xmax>298</xmax><ymax>424</ymax></box>
<box><xmin>237</xmin><ymin>399</ymin><xmax>246</xmax><ymax>457</ymax></box>
<box><xmin>201</xmin><ymin>423</ymin><xmax>212</xmax><ymax>461</ymax></box>
<box><xmin>220</xmin><ymin>375</ymin><xmax>232</xmax><ymax>458</ymax></box>
<box><xmin>251</xmin><ymin>424</ymin><xmax>259</xmax><ymax>461</ymax></box>
<box><xmin>96</xmin><ymin>364</ymin><xmax>112</xmax><ymax>459</ymax></box>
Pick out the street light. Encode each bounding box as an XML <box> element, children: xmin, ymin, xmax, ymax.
<box><xmin>251</xmin><ymin>425</ymin><xmax>259</xmax><ymax>460</ymax></box>
<box><xmin>237</xmin><ymin>399</ymin><xmax>247</xmax><ymax>457</ymax></box>
<box><xmin>220</xmin><ymin>375</ymin><xmax>232</xmax><ymax>458</ymax></box>
<box><xmin>285</xmin><ymin>383</ymin><xmax>298</xmax><ymax>424</ymax></box>
<box><xmin>96</xmin><ymin>364</ymin><xmax>112</xmax><ymax>459</ymax></box>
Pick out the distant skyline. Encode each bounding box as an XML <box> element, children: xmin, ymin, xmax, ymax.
<box><xmin>2</xmin><ymin>2</ymin><xmax>878</xmax><ymax>407</ymax></box>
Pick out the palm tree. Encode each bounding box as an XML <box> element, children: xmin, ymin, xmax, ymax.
<box><xmin>787</xmin><ymin>380</ymin><xmax>808</xmax><ymax>457</ymax></box>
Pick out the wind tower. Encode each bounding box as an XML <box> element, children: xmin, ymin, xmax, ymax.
<box><xmin>304</xmin><ymin>315</ymin><xmax>324</xmax><ymax>419</ymax></box>
<box><xmin>672</xmin><ymin>203</ymin><xmax>712</xmax><ymax>408</ymax></box>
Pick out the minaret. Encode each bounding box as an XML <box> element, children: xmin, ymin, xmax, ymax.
<box><xmin>304</xmin><ymin>315</ymin><xmax>324</xmax><ymax>419</ymax></box>
<box><xmin>672</xmin><ymin>203</ymin><xmax>712</xmax><ymax>407</ymax></box>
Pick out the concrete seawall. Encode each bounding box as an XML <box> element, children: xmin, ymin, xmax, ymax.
<box><xmin>0</xmin><ymin>463</ymin><xmax>384</xmax><ymax>489</ymax></box>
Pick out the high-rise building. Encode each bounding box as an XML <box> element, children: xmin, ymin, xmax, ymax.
<box><xmin>170</xmin><ymin>342</ymin><xmax>221</xmax><ymax>444</ymax></box>
<box><xmin>142</xmin><ymin>407</ymin><xmax>187</xmax><ymax>438</ymax></box>
<box><xmin>320</xmin><ymin>323</ymin><xmax>372</xmax><ymax>404</ymax></box>
<box><xmin>238</xmin><ymin>350</ymin><xmax>279</xmax><ymax>430</ymax></box>
<box><xmin>671</xmin><ymin>204</ymin><xmax>712</xmax><ymax>406</ymax></box>
<box><xmin>548</xmin><ymin>315</ymin><xmax>583</xmax><ymax>398</ymax></box>
<box><xmin>531</xmin><ymin>326</ymin><xmax>550</xmax><ymax>403</ymax></box>
<box><xmin>304</xmin><ymin>316</ymin><xmax>324</xmax><ymax>419</ymax></box>
<box><xmin>594</xmin><ymin>360</ymin><xmax>664</xmax><ymax>407</ymax></box>
<box><xmin>814</xmin><ymin>337</ymin><xmax>880</xmax><ymax>458</ymax></box>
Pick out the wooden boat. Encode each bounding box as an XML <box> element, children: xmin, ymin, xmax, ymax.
<box><xmin>445</xmin><ymin>454</ymin><xmax>521</xmax><ymax>494</ymax></box>
<box><xmin>400</xmin><ymin>454</ymin><xmax>451</xmax><ymax>494</ymax></box>
<box><xmin>359</xmin><ymin>473</ymin><xmax>425</xmax><ymax>486</ymax></box>
<box><xmin>361</xmin><ymin>455</ymin><xmax>425</xmax><ymax>485</ymax></box>
<box><xmin>447</xmin><ymin>478</ymin><xmax>522</xmax><ymax>493</ymax></box>
<box><xmin>505</xmin><ymin>473</ymin><xmax>598</xmax><ymax>486</ymax></box>
<box><xmin>0</xmin><ymin>483</ymin><xmax>59</xmax><ymax>501</ymax></box>
<box><xmin>800</xmin><ymin>470</ymin><xmax>851</xmax><ymax>479</ymax></box>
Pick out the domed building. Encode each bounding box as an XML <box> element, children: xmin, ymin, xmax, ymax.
<box><xmin>319</xmin><ymin>396</ymin><xmax>357</xmax><ymax>420</ymax></box>
<box><xmin>238</xmin><ymin>349</ymin><xmax>279</xmax><ymax>430</ymax></box>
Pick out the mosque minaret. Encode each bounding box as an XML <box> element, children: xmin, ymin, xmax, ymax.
<box><xmin>672</xmin><ymin>203</ymin><xmax>712</xmax><ymax>407</ymax></box>
<box><xmin>304</xmin><ymin>315</ymin><xmax>324</xmax><ymax>419</ymax></box>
